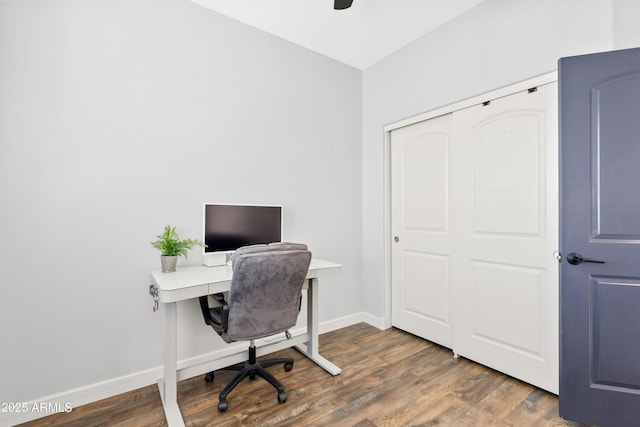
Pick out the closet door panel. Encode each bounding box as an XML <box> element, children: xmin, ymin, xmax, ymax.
<box><xmin>452</xmin><ymin>82</ymin><xmax>558</xmax><ymax>393</ymax></box>
<box><xmin>471</xmin><ymin>261</ymin><xmax>545</xmax><ymax>354</ymax></box>
<box><xmin>473</xmin><ymin>114</ymin><xmax>541</xmax><ymax>235</ymax></box>
<box><xmin>391</xmin><ymin>114</ymin><xmax>454</xmax><ymax>348</ymax></box>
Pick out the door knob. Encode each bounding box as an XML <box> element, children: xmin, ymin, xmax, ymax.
<box><xmin>566</xmin><ymin>252</ymin><xmax>605</xmax><ymax>265</ymax></box>
<box><xmin>394</xmin><ymin>236</ymin><xmax>400</xmax><ymax>243</ymax></box>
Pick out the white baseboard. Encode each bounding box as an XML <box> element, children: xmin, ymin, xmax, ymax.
<box><xmin>318</xmin><ymin>311</ymin><xmax>386</xmax><ymax>333</ymax></box>
<box><xmin>2</xmin><ymin>312</ymin><xmax>385</xmax><ymax>426</ymax></box>
<box><xmin>362</xmin><ymin>312</ymin><xmax>387</xmax><ymax>330</ymax></box>
<box><xmin>318</xmin><ymin>312</ymin><xmax>365</xmax><ymax>333</ymax></box>
<box><xmin>1</xmin><ymin>366</ymin><xmax>163</xmax><ymax>426</ymax></box>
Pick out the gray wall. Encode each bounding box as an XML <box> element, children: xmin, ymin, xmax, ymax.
<box><xmin>0</xmin><ymin>0</ymin><xmax>362</xmax><ymax>403</ymax></box>
<box><xmin>614</xmin><ymin>0</ymin><xmax>640</xmax><ymax>48</ymax></box>
<box><xmin>360</xmin><ymin>0</ymin><xmax>637</xmax><ymax>318</ymax></box>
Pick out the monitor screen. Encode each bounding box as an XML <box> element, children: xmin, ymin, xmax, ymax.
<box><xmin>203</xmin><ymin>204</ymin><xmax>282</xmax><ymax>253</ymax></box>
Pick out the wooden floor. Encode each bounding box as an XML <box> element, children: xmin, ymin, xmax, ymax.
<box><xmin>19</xmin><ymin>323</ymin><xmax>589</xmax><ymax>427</ymax></box>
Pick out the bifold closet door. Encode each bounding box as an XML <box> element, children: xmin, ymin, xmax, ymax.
<box><xmin>391</xmin><ymin>113</ymin><xmax>454</xmax><ymax>349</ymax></box>
<box><xmin>452</xmin><ymin>82</ymin><xmax>559</xmax><ymax>393</ymax></box>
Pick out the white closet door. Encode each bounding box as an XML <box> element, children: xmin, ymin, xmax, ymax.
<box><xmin>452</xmin><ymin>82</ymin><xmax>558</xmax><ymax>393</ymax></box>
<box><xmin>391</xmin><ymin>113</ymin><xmax>454</xmax><ymax>348</ymax></box>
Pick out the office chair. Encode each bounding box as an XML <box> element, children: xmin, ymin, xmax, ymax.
<box><xmin>199</xmin><ymin>242</ymin><xmax>312</xmax><ymax>412</ymax></box>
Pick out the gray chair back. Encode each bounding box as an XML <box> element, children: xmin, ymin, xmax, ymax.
<box><xmin>224</xmin><ymin>243</ymin><xmax>311</xmax><ymax>342</ymax></box>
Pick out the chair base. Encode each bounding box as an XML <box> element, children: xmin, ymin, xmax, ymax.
<box><xmin>205</xmin><ymin>345</ymin><xmax>293</xmax><ymax>412</ymax></box>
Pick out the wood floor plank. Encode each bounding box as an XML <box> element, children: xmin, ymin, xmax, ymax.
<box><xmin>17</xmin><ymin>323</ymin><xmax>588</xmax><ymax>427</ymax></box>
<box><xmin>469</xmin><ymin>376</ymin><xmax>536</xmax><ymax>421</ymax></box>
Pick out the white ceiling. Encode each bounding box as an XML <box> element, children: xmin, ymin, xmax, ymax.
<box><xmin>188</xmin><ymin>0</ymin><xmax>485</xmax><ymax>69</ymax></box>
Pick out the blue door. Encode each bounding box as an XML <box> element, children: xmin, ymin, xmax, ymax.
<box><xmin>559</xmin><ymin>47</ymin><xmax>640</xmax><ymax>426</ymax></box>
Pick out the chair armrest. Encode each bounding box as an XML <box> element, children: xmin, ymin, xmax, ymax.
<box><xmin>199</xmin><ymin>295</ymin><xmax>229</xmax><ymax>335</ymax></box>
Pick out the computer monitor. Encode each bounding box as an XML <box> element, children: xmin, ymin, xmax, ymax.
<box><xmin>202</xmin><ymin>203</ymin><xmax>282</xmax><ymax>266</ymax></box>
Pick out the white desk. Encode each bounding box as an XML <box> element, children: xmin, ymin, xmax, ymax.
<box><xmin>150</xmin><ymin>259</ymin><xmax>342</xmax><ymax>427</ymax></box>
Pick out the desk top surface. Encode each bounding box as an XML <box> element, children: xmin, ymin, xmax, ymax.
<box><xmin>151</xmin><ymin>258</ymin><xmax>341</xmax><ymax>293</ymax></box>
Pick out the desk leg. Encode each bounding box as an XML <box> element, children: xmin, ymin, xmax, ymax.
<box><xmin>295</xmin><ymin>278</ymin><xmax>342</xmax><ymax>375</ymax></box>
<box><xmin>159</xmin><ymin>302</ymin><xmax>185</xmax><ymax>427</ymax></box>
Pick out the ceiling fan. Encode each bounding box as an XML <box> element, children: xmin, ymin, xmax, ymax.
<box><xmin>334</xmin><ymin>0</ymin><xmax>354</xmax><ymax>10</ymax></box>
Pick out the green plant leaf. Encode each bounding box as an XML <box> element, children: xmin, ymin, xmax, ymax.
<box><xmin>150</xmin><ymin>225</ymin><xmax>206</xmax><ymax>257</ymax></box>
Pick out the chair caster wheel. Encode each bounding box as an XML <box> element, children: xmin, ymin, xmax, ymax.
<box><xmin>204</xmin><ymin>372</ymin><xmax>214</xmax><ymax>383</ymax></box>
<box><xmin>277</xmin><ymin>391</ymin><xmax>288</xmax><ymax>404</ymax></box>
<box><xmin>284</xmin><ymin>362</ymin><xmax>293</xmax><ymax>372</ymax></box>
<box><xmin>218</xmin><ymin>401</ymin><xmax>227</xmax><ymax>412</ymax></box>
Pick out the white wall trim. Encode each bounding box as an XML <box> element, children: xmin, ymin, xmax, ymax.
<box><xmin>383</xmin><ymin>127</ymin><xmax>393</xmax><ymax>330</ymax></box>
<box><xmin>1</xmin><ymin>366</ymin><xmax>163</xmax><ymax>426</ymax></box>
<box><xmin>362</xmin><ymin>312</ymin><xmax>387</xmax><ymax>330</ymax></box>
<box><xmin>381</xmin><ymin>71</ymin><xmax>558</xmax><ymax>334</ymax></box>
<box><xmin>2</xmin><ymin>312</ymin><xmax>379</xmax><ymax>426</ymax></box>
<box><xmin>319</xmin><ymin>312</ymin><xmax>366</xmax><ymax>333</ymax></box>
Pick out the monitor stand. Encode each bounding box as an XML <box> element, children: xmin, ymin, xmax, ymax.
<box><xmin>203</xmin><ymin>252</ymin><xmax>228</xmax><ymax>267</ymax></box>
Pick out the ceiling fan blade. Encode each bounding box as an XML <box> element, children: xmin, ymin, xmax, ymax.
<box><xmin>334</xmin><ymin>0</ymin><xmax>354</xmax><ymax>10</ymax></box>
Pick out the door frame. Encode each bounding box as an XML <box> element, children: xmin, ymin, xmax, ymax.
<box><xmin>382</xmin><ymin>71</ymin><xmax>558</xmax><ymax>329</ymax></box>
